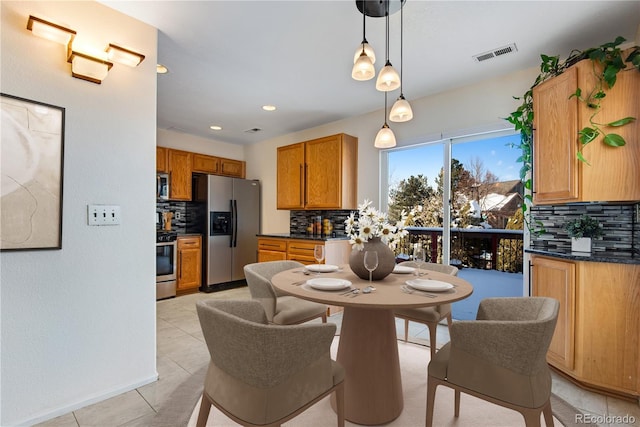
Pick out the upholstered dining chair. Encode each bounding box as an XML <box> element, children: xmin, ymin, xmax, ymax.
<box><xmin>426</xmin><ymin>297</ymin><xmax>560</xmax><ymax>427</ymax></box>
<box><xmin>195</xmin><ymin>299</ymin><xmax>345</xmax><ymax>427</ymax></box>
<box><xmin>394</xmin><ymin>261</ymin><xmax>458</xmax><ymax>358</ymax></box>
<box><xmin>244</xmin><ymin>261</ymin><xmax>327</xmax><ymax>324</ymax></box>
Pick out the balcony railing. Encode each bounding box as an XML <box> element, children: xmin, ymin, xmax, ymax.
<box><xmin>400</xmin><ymin>227</ymin><xmax>524</xmax><ymax>273</ymax></box>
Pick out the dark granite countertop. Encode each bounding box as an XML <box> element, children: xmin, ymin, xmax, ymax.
<box><xmin>257</xmin><ymin>233</ymin><xmax>350</xmax><ymax>242</ymax></box>
<box><xmin>526</xmin><ymin>248</ymin><xmax>640</xmax><ymax>265</ymax></box>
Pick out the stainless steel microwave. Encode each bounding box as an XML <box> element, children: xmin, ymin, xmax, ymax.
<box><xmin>157</xmin><ymin>173</ymin><xmax>169</xmax><ymax>200</ymax></box>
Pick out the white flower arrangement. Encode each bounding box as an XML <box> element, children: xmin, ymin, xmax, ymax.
<box><xmin>345</xmin><ymin>199</ymin><xmax>412</xmax><ymax>251</ymax></box>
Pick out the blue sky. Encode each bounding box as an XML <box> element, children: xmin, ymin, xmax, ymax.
<box><xmin>388</xmin><ymin>133</ymin><xmax>522</xmax><ymax>189</ymax></box>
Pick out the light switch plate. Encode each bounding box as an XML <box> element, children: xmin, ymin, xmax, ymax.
<box><xmin>88</xmin><ymin>205</ymin><xmax>121</xmax><ymax>226</ymax></box>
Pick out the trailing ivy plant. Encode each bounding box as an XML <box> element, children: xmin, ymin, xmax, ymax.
<box><xmin>506</xmin><ymin>36</ymin><xmax>640</xmax><ymax>234</ymax></box>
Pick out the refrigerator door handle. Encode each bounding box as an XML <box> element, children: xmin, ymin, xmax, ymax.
<box><xmin>233</xmin><ymin>199</ymin><xmax>238</xmax><ymax>247</ymax></box>
<box><xmin>229</xmin><ymin>199</ymin><xmax>234</xmax><ymax>248</ymax></box>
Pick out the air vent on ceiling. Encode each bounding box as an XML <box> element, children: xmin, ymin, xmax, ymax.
<box><xmin>473</xmin><ymin>43</ymin><xmax>518</xmax><ymax>62</ymax></box>
<box><xmin>167</xmin><ymin>126</ymin><xmax>188</xmax><ymax>133</ymax></box>
<box><xmin>244</xmin><ymin>128</ymin><xmax>262</xmax><ymax>134</ymax></box>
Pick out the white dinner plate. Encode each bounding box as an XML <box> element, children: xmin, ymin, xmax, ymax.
<box><xmin>392</xmin><ymin>265</ymin><xmax>415</xmax><ymax>274</ymax></box>
<box><xmin>306</xmin><ymin>278</ymin><xmax>352</xmax><ymax>291</ymax></box>
<box><xmin>305</xmin><ymin>264</ymin><xmax>340</xmax><ymax>273</ymax></box>
<box><xmin>406</xmin><ymin>279</ymin><xmax>454</xmax><ymax>292</ymax></box>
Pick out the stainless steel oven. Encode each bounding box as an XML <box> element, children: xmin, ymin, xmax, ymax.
<box><xmin>156</xmin><ymin>236</ymin><xmax>177</xmax><ymax>300</ymax></box>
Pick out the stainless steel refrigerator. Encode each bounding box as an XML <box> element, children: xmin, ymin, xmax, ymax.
<box><xmin>194</xmin><ymin>174</ymin><xmax>260</xmax><ymax>291</ymax></box>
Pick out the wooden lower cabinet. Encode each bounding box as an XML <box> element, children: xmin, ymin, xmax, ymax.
<box><xmin>257</xmin><ymin>238</ymin><xmax>287</xmax><ymax>262</ymax></box>
<box><xmin>531</xmin><ymin>256</ymin><xmax>575</xmax><ymax>370</ymax></box>
<box><xmin>177</xmin><ymin>235</ymin><xmax>202</xmax><ymax>293</ymax></box>
<box><xmin>257</xmin><ymin>237</ymin><xmax>352</xmax><ymax>316</ymax></box>
<box><xmin>287</xmin><ymin>240</ymin><xmax>319</xmax><ymax>265</ymax></box>
<box><xmin>531</xmin><ymin>255</ymin><xmax>640</xmax><ymax>398</ymax></box>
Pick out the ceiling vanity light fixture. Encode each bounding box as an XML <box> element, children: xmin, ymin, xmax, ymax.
<box><xmin>157</xmin><ymin>64</ymin><xmax>169</xmax><ymax>74</ymax></box>
<box><xmin>262</xmin><ymin>105</ymin><xmax>277</xmax><ymax>111</ymax></box>
<box><xmin>389</xmin><ymin>1</ymin><xmax>413</xmax><ymax>122</ymax></box>
<box><xmin>210</xmin><ymin>125</ymin><xmax>222</xmax><ymax>131</ymax></box>
<box><xmin>26</xmin><ymin>14</ymin><xmax>145</xmax><ymax>84</ymax></box>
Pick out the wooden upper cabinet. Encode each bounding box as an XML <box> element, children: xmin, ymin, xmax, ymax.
<box><xmin>277</xmin><ymin>143</ymin><xmax>305</xmax><ymax>209</ymax></box>
<box><xmin>277</xmin><ymin>134</ymin><xmax>358</xmax><ymax>210</ymax></box>
<box><xmin>156</xmin><ymin>147</ymin><xmax>168</xmax><ymax>172</ymax></box>
<box><xmin>305</xmin><ymin>134</ymin><xmax>357</xmax><ymax>209</ymax></box>
<box><xmin>533</xmin><ymin>67</ymin><xmax>579</xmax><ymax>204</ymax></box>
<box><xmin>220</xmin><ymin>158</ymin><xmax>245</xmax><ymax>178</ymax></box>
<box><xmin>192</xmin><ymin>154</ymin><xmax>220</xmax><ymax>174</ymax></box>
<box><xmin>533</xmin><ymin>56</ymin><xmax>640</xmax><ymax>204</ymax></box>
<box><xmin>168</xmin><ymin>149</ymin><xmax>192</xmax><ymax>200</ymax></box>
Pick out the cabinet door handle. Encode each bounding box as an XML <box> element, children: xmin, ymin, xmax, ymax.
<box><xmin>299</xmin><ymin>164</ymin><xmax>304</xmax><ymax>206</ymax></box>
<box><xmin>528</xmin><ymin>260</ymin><xmax>533</xmax><ymax>296</ymax></box>
<box><xmin>304</xmin><ymin>163</ymin><xmax>308</xmax><ymax>206</ymax></box>
<box><xmin>178</xmin><ymin>252</ymin><xmax>182</xmax><ymax>279</ymax></box>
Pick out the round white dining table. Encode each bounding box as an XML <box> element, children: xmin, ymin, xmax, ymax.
<box><xmin>271</xmin><ymin>264</ymin><xmax>473</xmax><ymax>425</ymax></box>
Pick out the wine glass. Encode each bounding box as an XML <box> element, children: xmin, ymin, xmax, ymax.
<box><xmin>313</xmin><ymin>245</ymin><xmax>325</xmax><ymax>275</ymax></box>
<box><xmin>413</xmin><ymin>246</ymin><xmax>426</xmax><ymax>276</ymax></box>
<box><xmin>363</xmin><ymin>251</ymin><xmax>379</xmax><ymax>284</ymax></box>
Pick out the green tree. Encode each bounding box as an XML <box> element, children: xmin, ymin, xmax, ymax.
<box><xmin>388</xmin><ymin>175</ymin><xmax>434</xmax><ymax>222</ymax></box>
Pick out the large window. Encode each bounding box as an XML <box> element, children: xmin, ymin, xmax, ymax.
<box><xmin>382</xmin><ymin>130</ymin><xmax>524</xmax><ymax>271</ymax></box>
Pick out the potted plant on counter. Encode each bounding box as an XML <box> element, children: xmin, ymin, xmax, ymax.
<box><xmin>564</xmin><ymin>215</ymin><xmax>602</xmax><ymax>254</ymax></box>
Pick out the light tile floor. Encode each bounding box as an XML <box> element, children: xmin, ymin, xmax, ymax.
<box><xmin>37</xmin><ymin>288</ymin><xmax>640</xmax><ymax>427</ymax></box>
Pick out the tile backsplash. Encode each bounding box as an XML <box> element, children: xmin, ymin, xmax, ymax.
<box><xmin>530</xmin><ymin>203</ymin><xmax>638</xmax><ymax>256</ymax></box>
<box><xmin>157</xmin><ymin>201</ymin><xmax>206</xmax><ymax>234</ymax></box>
<box><xmin>290</xmin><ymin>210</ymin><xmax>355</xmax><ymax>236</ymax></box>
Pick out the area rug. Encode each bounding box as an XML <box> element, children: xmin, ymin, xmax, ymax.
<box><xmin>156</xmin><ymin>338</ymin><xmax>584</xmax><ymax>427</ymax></box>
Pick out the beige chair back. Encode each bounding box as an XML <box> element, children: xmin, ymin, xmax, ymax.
<box><xmin>196</xmin><ymin>299</ymin><xmax>344</xmax><ymax>426</ymax></box>
<box><xmin>398</xmin><ymin>260</ymin><xmax>458</xmax><ymax>276</ymax></box>
<box><xmin>243</xmin><ymin>260</ymin><xmax>304</xmax><ymax>321</ymax></box>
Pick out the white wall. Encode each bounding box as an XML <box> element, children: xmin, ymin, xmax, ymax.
<box><xmin>245</xmin><ymin>67</ymin><xmax>540</xmax><ymax>234</ymax></box>
<box><xmin>0</xmin><ymin>2</ymin><xmax>158</xmax><ymax>425</ymax></box>
<box><xmin>157</xmin><ymin>128</ymin><xmax>245</xmax><ymax>161</ymax></box>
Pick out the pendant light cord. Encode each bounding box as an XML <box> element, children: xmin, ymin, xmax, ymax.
<box><xmin>399</xmin><ymin>0</ymin><xmax>404</xmax><ymax>94</ymax></box>
<box><xmin>362</xmin><ymin>0</ymin><xmax>366</xmax><ymax>41</ymax></box>
<box><xmin>385</xmin><ymin>1</ymin><xmax>390</xmax><ymax>63</ymax></box>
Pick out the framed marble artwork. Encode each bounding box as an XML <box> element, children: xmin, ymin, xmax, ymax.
<box><xmin>1</xmin><ymin>93</ymin><xmax>65</xmax><ymax>250</ymax></box>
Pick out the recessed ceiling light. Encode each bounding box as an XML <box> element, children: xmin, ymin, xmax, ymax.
<box><xmin>156</xmin><ymin>64</ymin><xmax>169</xmax><ymax>74</ymax></box>
<box><xmin>210</xmin><ymin>125</ymin><xmax>222</xmax><ymax>131</ymax></box>
<box><xmin>262</xmin><ymin>105</ymin><xmax>276</xmax><ymax>111</ymax></box>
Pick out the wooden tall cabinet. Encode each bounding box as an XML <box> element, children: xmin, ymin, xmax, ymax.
<box><xmin>177</xmin><ymin>235</ymin><xmax>202</xmax><ymax>292</ymax></box>
<box><xmin>277</xmin><ymin>133</ymin><xmax>358</xmax><ymax>210</ymax></box>
<box><xmin>167</xmin><ymin>149</ymin><xmax>192</xmax><ymax>200</ymax></box>
<box><xmin>531</xmin><ymin>254</ymin><xmax>640</xmax><ymax>398</ymax></box>
<box><xmin>532</xmin><ymin>56</ymin><xmax>640</xmax><ymax>204</ymax></box>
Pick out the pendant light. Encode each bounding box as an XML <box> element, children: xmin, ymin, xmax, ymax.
<box><xmin>375</xmin><ymin>1</ymin><xmax>400</xmax><ymax>92</ymax></box>
<box><xmin>374</xmin><ymin>92</ymin><xmax>397</xmax><ymax>148</ymax></box>
<box><xmin>351</xmin><ymin>0</ymin><xmax>376</xmax><ymax>81</ymax></box>
<box><xmin>389</xmin><ymin>1</ymin><xmax>413</xmax><ymax>122</ymax></box>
